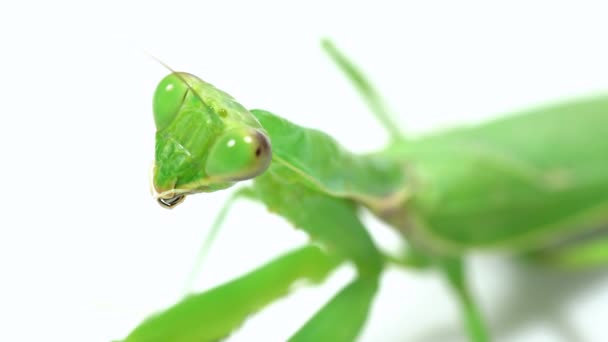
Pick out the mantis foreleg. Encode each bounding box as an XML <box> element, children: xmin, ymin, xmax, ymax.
<box><xmin>124</xmin><ymin>245</ymin><xmax>341</xmax><ymax>342</ymax></box>
<box><xmin>289</xmin><ymin>276</ymin><xmax>379</xmax><ymax>342</ymax></box>
<box><xmin>439</xmin><ymin>258</ymin><xmax>490</xmax><ymax>342</ymax></box>
<box><xmin>250</xmin><ymin>172</ymin><xmax>385</xmax><ymax>340</ymax></box>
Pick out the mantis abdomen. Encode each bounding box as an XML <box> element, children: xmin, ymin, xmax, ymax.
<box><xmin>395</xmin><ymin>96</ymin><xmax>608</xmax><ymax>252</ymax></box>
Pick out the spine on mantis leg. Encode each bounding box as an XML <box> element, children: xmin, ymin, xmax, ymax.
<box><xmin>250</xmin><ymin>109</ymin><xmax>409</xmax><ymax>208</ymax></box>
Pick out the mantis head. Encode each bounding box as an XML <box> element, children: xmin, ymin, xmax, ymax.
<box><xmin>151</xmin><ymin>72</ymin><xmax>271</xmax><ymax>208</ymax></box>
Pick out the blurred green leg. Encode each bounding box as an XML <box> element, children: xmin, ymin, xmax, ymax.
<box><xmin>289</xmin><ymin>275</ymin><xmax>379</xmax><ymax>342</ymax></box>
<box><xmin>124</xmin><ymin>245</ymin><xmax>342</xmax><ymax>342</ymax></box>
<box><xmin>440</xmin><ymin>258</ymin><xmax>490</xmax><ymax>342</ymax></box>
<box><xmin>184</xmin><ymin>187</ymin><xmax>256</xmax><ymax>293</ymax></box>
<box><xmin>532</xmin><ymin>236</ymin><xmax>608</xmax><ymax>269</ymax></box>
<box><xmin>385</xmin><ymin>247</ymin><xmax>434</xmax><ymax>270</ymax></box>
<box><xmin>321</xmin><ymin>38</ymin><xmax>405</xmax><ymax>142</ymax></box>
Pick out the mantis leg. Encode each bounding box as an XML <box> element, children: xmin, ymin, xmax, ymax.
<box><xmin>124</xmin><ymin>244</ymin><xmax>342</xmax><ymax>342</ymax></box>
<box><xmin>289</xmin><ymin>276</ymin><xmax>379</xmax><ymax>342</ymax></box>
<box><xmin>385</xmin><ymin>247</ymin><xmax>434</xmax><ymax>270</ymax></box>
<box><xmin>252</xmin><ymin>174</ymin><xmax>384</xmax><ymax>341</ymax></box>
<box><xmin>321</xmin><ymin>39</ymin><xmax>406</xmax><ymax>142</ymax></box>
<box><xmin>439</xmin><ymin>258</ymin><xmax>490</xmax><ymax>342</ymax></box>
<box><xmin>184</xmin><ymin>187</ymin><xmax>257</xmax><ymax>293</ymax></box>
<box><xmin>529</xmin><ymin>236</ymin><xmax>608</xmax><ymax>269</ymax></box>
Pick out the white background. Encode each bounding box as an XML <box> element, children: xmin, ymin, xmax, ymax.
<box><xmin>2</xmin><ymin>1</ymin><xmax>608</xmax><ymax>341</ymax></box>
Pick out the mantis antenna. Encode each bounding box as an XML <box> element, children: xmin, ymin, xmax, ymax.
<box><xmin>143</xmin><ymin>50</ymin><xmax>217</xmax><ymax>115</ymax></box>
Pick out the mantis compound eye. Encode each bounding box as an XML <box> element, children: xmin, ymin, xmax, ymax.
<box><xmin>205</xmin><ymin>128</ymin><xmax>272</xmax><ymax>181</ymax></box>
<box><xmin>157</xmin><ymin>195</ymin><xmax>185</xmax><ymax>209</ymax></box>
<box><xmin>153</xmin><ymin>73</ymin><xmax>191</xmax><ymax>131</ymax></box>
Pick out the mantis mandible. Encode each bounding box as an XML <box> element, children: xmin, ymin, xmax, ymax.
<box><xmin>123</xmin><ymin>39</ymin><xmax>608</xmax><ymax>342</ymax></box>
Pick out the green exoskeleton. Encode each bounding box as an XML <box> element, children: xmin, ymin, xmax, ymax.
<box><xmin>124</xmin><ymin>40</ymin><xmax>608</xmax><ymax>342</ymax></box>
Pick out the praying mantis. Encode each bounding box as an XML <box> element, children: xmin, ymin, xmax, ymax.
<box><xmin>123</xmin><ymin>39</ymin><xmax>608</xmax><ymax>341</ymax></box>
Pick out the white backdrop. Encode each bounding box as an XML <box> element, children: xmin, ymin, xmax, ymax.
<box><xmin>1</xmin><ymin>1</ymin><xmax>608</xmax><ymax>341</ymax></box>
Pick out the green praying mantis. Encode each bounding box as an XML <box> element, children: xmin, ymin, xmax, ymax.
<box><xmin>123</xmin><ymin>40</ymin><xmax>608</xmax><ymax>342</ymax></box>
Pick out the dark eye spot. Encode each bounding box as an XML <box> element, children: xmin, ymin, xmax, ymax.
<box><xmin>253</xmin><ymin>130</ymin><xmax>271</xmax><ymax>167</ymax></box>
